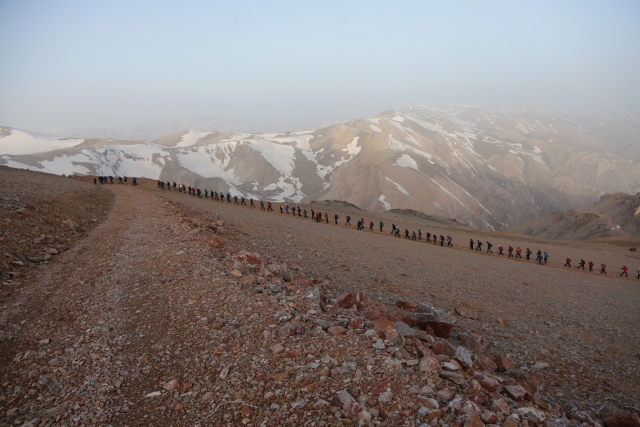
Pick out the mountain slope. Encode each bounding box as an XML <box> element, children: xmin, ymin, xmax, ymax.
<box><xmin>2</xmin><ymin>105</ymin><xmax>639</xmax><ymax>230</ymax></box>
<box><xmin>513</xmin><ymin>192</ymin><xmax>640</xmax><ymax>239</ymax></box>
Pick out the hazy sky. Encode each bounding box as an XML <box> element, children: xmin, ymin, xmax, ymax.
<box><xmin>1</xmin><ymin>0</ymin><xmax>639</xmax><ymax>134</ymax></box>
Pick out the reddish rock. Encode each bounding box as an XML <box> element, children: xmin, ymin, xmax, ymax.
<box><xmin>347</xmin><ymin>318</ymin><xmax>363</xmax><ymax>329</ymax></box>
<box><xmin>490</xmin><ymin>398</ymin><xmax>510</xmax><ymax>415</ymax></box>
<box><xmin>419</xmin><ymin>355</ymin><xmax>442</xmax><ymax>374</ymax></box>
<box><xmin>468</xmin><ymin>393</ymin><xmax>490</xmax><ymax>407</ymax></box>
<box><xmin>473</xmin><ymin>373</ymin><xmax>502</xmax><ymax>392</ymax></box>
<box><xmin>372</xmin><ymin>376</ymin><xmax>391</xmax><ymax>396</ymax></box>
<box><xmin>413</xmin><ymin>311</ymin><xmax>455</xmax><ymax>338</ymax></box>
<box><xmin>182</xmin><ymin>382</ymin><xmax>193</xmax><ymax>392</ymax></box>
<box><xmin>503</xmin><ymin>384</ymin><xmax>527</xmax><ymax>401</ymax></box>
<box><xmin>480</xmin><ymin>409</ymin><xmax>500</xmax><ymax>424</ymax></box>
<box><xmin>163</xmin><ymin>379</ymin><xmax>180</xmax><ymax>391</ymax></box>
<box><xmin>604</xmin><ymin>411</ymin><xmax>640</xmax><ymax>427</ymax></box>
<box><xmin>495</xmin><ymin>354</ymin><xmax>516</xmax><ymax>372</ymax></box>
<box><xmin>474</xmin><ymin>355</ymin><xmax>497</xmax><ymax>372</ymax></box>
<box><xmin>497</xmin><ymin>317</ymin><xmax>509</xmax><ymax>326</ymax></box>
<box><xmin>433</xmin><ymin>340</ymin><xmax>456</xmax><ymax>356</ymax></box>
<box><xmin>395</xmin><ymin>301</ymin><xmax>417</xmax><ymax>311</ymax></box>
<box><xmin>365</xmin><ymin>307</ymin><xmax>383</xmax><ymax>320</ymax></box>
<box><xmin>428</xmin><ymin>410</ymin><xmax>442</xmax><ymax>422</ymax></box>
<box><xmin>502</xmin><ymin>420</ymin><xmax>518</xmax><ymax>427</ymax></box>
<box><xmin>338</xmin><ymin>292</ymin><xmax>370</xmax><ymax>309</ymax></box>
<box><xmin>464</xmin><ymin>411</ymin><xmax>485</xmax><ymax>427</ymax></box>
<box><xmin>455</xmin><ymin>302</ymin><xmax>479</xmax><ymax>320</ymax></box>
<box><xmin>274</xmin><ymin>372</ymin><xmax>288</xmax><ymax>382</ymax></box>
<box><xmin>330</xmin><ymin>390</ymin><xmax>362</xmax><ymax>416</ymax></box>
<box><xmin>287</xmin><ymin>348</ymin><xmax>300</xmax><ymax>358</ymax></box>
<box><xmin>526</xmin><ymin>393</ymin><xmax>550</xmax><ymax>410</ymax></box>
<box><xmin>516</xmin><ymin>379</ymin><xmax>538</xmax><ymax>394</ymax></box>
<box><xmin>328</xmin><ymin>325</ymin><xmax>347</xmax><ymax>335</ymax></box>
<box><xmin>238</xmin><ymin>275</ymin><xmax>254</xmax><ymax>285</ymax></box>
<box><xmin>373</xmin><ymin>318</ymin><xmax>395</xmax><ymax>330</ymax></box>
<box><xmin>401</xmin><ymin>315</ymin><xmax>414</xmax><ymax>327</ymax></box>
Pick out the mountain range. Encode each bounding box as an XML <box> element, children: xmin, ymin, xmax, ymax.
<box><xmin>2</xmin><ymin>105</ymin><xmax>639</xmax><ymax>231</ymax></box>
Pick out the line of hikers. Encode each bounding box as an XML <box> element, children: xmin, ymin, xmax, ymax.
<box><xmin>94</xmin><ymin>176</ymin><xmax>137</xmax><ymax>185</ymax></box>
<box><xmin>157</xmin><ymin>179</ymin><xmax>639</xmax><ymax>280</ymax></box>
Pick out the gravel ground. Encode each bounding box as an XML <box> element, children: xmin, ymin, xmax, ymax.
<box><xmin>0</xmin><ymin>173</ymin><xmax>638</xmax><ymax>427</ymax></box>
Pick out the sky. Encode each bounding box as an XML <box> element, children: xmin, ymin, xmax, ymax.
<box><xmin>0</xmin><ymin>0</ymin><xmax>639</xmax><ymax>135</ymax></box>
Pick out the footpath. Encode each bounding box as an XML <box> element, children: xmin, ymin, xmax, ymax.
<box><xmin>0</xmin><ymin>185</ymin><xmax>637</xmax><ymax>427</ymax></box>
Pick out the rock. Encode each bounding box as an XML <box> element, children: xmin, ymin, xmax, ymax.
<box><xmin>372</xmin><ymin>376</ymin><xmax>391</xmax><ymax>396</ymax></box>
<box><xmin>202</xmin><ymin>392</ymin><xmax>214</xmax><ymax>401</ymax></box>
<box><xmin>503</xmin><ymin>384</ymin><xmax>527</xmax><ymax>401</ymax></box>
<box><xmin>516</xmin><ymin>407</ymin><xmax>546</xmax><ymax>425</ymax></box>
<box><xmin>314</xmin><ymin>399</ymin><xmax>330</xmax><ymax>409</ymax></box>
<box><xmin>490</xmin><ymin>398</ymin><xmax>510</xmax><ymax>415</ymax></box>
<box><xmin>378</xmin><ymin>390</ymin><xmax>393</xmax><ymax>404</ymax></box>
<box><xmin>271</xmin><ymin>344</ymin><xmax>285</xmax><ymax>354</ymax></box>
<box><xmin>330</xmin><ymin>390</ymin><xmax>362</xmax><ymax>416</ymax></box>
<box><xmin>497</xmin><ymin>317</ymin><xmax>509</xmax><ymax>326</ymax></box>
<box><xmin>239</xmin><ymin>275</ymin><xmax>254</xmax><ymax>285</ymax></box>
<box><xmin>230</xmin><ymin>269</ymin><xmax>242</xmax><ymax>278</ymax></box>
<box><xmin>395</xmin><ymin>300</ymin><xmax>417</xmax><ymax>311</ymax></box>
<box><xmin>394</xmin><ymin>321</ymin><xmax>415</xmax><ymax>336</ymax></box>
<box><xmin>373</xmin><ymin>318</ymin><xmax>395</xmax><ymax>330</ymax></box>
<box><xmin>38</xmin><ymin>338</ymin><xmax>50</xmax><ymax>346</ymax></box>
<box><xmin>433</xmin><ymin>340</ymin><xmax>456</xmax><ymax>356</ymax></box>
<box><xmin>439</xmin><ymin>370</ymin><xmax>466</xmax><ymax>385</ymax></box>
<box><xmin>419</xmin><ymin>355</ymin><xmax>441</xmax><ymax>374</ymax></box>
<box><xmin>455</xmin><ymin>303</ymin><xmax>479</xmax><ymax>320</ymax></box>
<box><xmin>531</xmin><ymin>362</ymin><xmax>549</xmax><ymax>370</ymax></box>
<box><xmin>163</xmin><ymin>379</ymin><xmax>180</xmax><ymax>391</ymax></box>
<box><xmin>328</xmin><ymin>326</ymin><xmax>347</xmax><ymax>335</ymax></box>
<box><xmin>604</xmin><ymin>411</ymin><xmax>640</xmax><ymax>427</ymax></box>
<box><xmin>337</xmin><ymin>292</ymin><xmax>370</xmax><ymax>309</ymax></box>
<box><xmin>274</xmin><ymin>372</ymin><xmax>288</xmax><ymax>381</ymax></box>
<box><xmin>269</xmin><ymin>283</ymin><xmax>282</xmax><ymax>293</ymax></box>
<box><xmin>454</xmin><ymin>346</ymin><xmax>473</xmax><ymax>368</ymax></box>
<box><xmin>413</xmin><ymin>310</ymin><xmax>455</xmax><ymax>338</ymax></box>
<box><xmin>62</xmin><ymin>219</ymin><xmax>78</xmax><ymax>231</ymax></box>
<box><xmin>358</xmin><ymin>410</ymin><xmax>372</xmax><ymax>421</ymax></box>
<box><xmin>47</xmin><ymin>248</ymin><xmax>58</xmax><ymax>255</ymax></box>
<box><xmin>175</xmin><ymin>403</ymin><xmax>184</xmax><ymax>412</ymax></box>
<box><xmin>474</xmin><ymin>355</ymin><xmax>497</xmax><ymax>372</ymax></box>
<box><xmin>473</xmin><ymin>373</ymin><xmax>502</xmax><ymax>392</ymax></box>
<box><xmin>495</xmin><ymin>354</ymin><xmax>516</xmax><ymax>372</ymax></box>
<box><xmin>480</xmin><ymin>409</ymin><xmax>500</xmax><ymax>424</ymax></box>
<box><xmin>464</xmin><ymin>411</ymin><xmax>485</xmax><ymax>427</ymax></box>
<box><xmin>145</xmin><ymin>391</ymin><xmax>162</xmax><ymax>398</ymax></box>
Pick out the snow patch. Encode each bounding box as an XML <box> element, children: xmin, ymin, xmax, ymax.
<box><xmin>0</xmin><ymin>129</ymin><xmax>84</xmax><ymax>155</ymax></box>
<box><xmin>379</xmin><ymin>195</ymin><xmax>391</xmax><ymax>210</ymax></box>
<box><xmin>394</xmin><ymin>154</ymin><xmax>419</xmax><ymax>171</ymax></box>
<box><xmin>385</xmin><ymin>177</ymin><xmax>409</xmax><ymax>195</ymax></box>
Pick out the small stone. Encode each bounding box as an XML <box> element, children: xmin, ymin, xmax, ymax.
<box><xmin>464</xmin><ymin>411</ymin><xmax>485</xmax><ymax>427</ymax></box>
<box><xmin>175</xmin><ymin>403</ymin><xmax>184</xmax><ymax>411</ymax></box>
<box><xmin>38</xmin><ymin>338</ymin><xmax>50</xmax><ymax>346</ymax></box>
<box><xmin>163</xmin><ymin>379</ymin><xmax>180</xmax><ymax>391</ymax></box>
<box><xmin>330</xmin><ymin>390</ymin><xmax>362</xmax><ymax>416</ymax></box>
<box><xmin>455</xmin><ymin>303</ymin><xmax>479</xmax><ymax>320</ymax></box>
<box><xmin>503</xmin><ymin>384</ymin><xmax>527</xmax><ymax>401</ymax></box>
<box><xmin>454</xmin><ymin>346</ymin><xmax>473</xmax><ymax>369</ymax></box>
<box><xmin>314</xmin><ymin>399</ymin><xmax>330</xmax><ymax>409</ymax></box>
<box><xmin>497</xmin><ymin>317</ymin><xmax>509</xmax><ymax>326</ymax></box>
<box><xmin>495</xmin><ymin>354</ymin><xmax>516</xmax><ymax>372</ymax></box>
<box><xmin>419</xmin><ymin>355</ymin><xmax>441</xmax><ymax>374</ymax></box>
<box><xmin>328</xmin><ymin>326</ymin><xmax>347</xmax><ymax>335</ymax></box>
<box><xmin>439</xmin><ymin>370</ymin><xmax>466</xmax><ymax>385</ymax></box>
<box><xmin>145</xmin><ymin>391</ymin><xmax>161</xmax><ymax>398</ymax></box>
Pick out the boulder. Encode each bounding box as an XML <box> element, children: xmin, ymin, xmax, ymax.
<box><xmin>455</xmin><ymin>302</ymin><xmax>479</xmax><ymax>320</ymax></box>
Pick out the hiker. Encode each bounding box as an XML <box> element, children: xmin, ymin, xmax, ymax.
<box><xmin>109</xmin><ymin>176</ymin><xmax>114</xmax><ymax>184</ymax></box>
<box><xmin>173</xmin><ymin>182</ymin><xmax>176</xmax><ymax>190</ymax></box>
<box><xmin>418</xmin><ymin>230</ymin><xmax>422</xmax><ymax>240</ymax></box>
<box><xmin>285</xmin><ymin>204</ymin><xmax>289</xmax><ymax>214</ymax></box>
<box><xmin>432</xmin><ymin>234</ymin><xmax>436</xmax><ymax>244</ymax></box>
<box><xmin>637</xmin><ymin>267</ymin><xmax>640</xmax><ymax>279</ymax></box>
<box><xmin>369</xmin><ymin>220</ymin><xmax>374</xmax><ymax>231</ymax></box>
<box><xmin>537</xmin><ymin>252</ymin><xmax>543</xmax><ymax>265</ymax></box>
<box><xmin>526</xmin><ymin>248</ymin><xmax>532</xmax><ymax>260</ymax></box>
<box><xmin>241</xmin><ymin>197</ymin><xmax>246</xmax><ymax>206</ymax></box>
<box><xmin>132</xmin><ymin>177</ymin><xmax>137</xmax><ymax>186</ymax></box>
<box><xmin>515</xmin><ymin>247</ymin><xmax>522</xmax><ymax>258</ymax></box>
<box><xmin>396</xmin><ymin>227</ymin><xmax>401</xmax><ymax>237</ymax></box>
<box><xmin>227</xmin><ymin>193</ymin><xmax>231</xmax><ymax>203</ymax></box>
<box><xmin>346</xmin><ymin>216</ymin><xmax>351</xmax><ymax>226</ymax></box>
<box><xmin>411</xmin><ymin>231</ymin><xmax>417</xmax><ymax>240</ymax></box>
<box><xmin>325</xmin><ymin>213</ymin><xmax>329</xmax><ymax>224</ymax></box>
<box><xmin>476</xmin><ymin>240</ymin><xmax>482</xmax><ymax>251</ymax></box>
<box><xmin>251</xmin><ymin>198</ymin><xmax>255</xmax><ymax>208</ymax></box>
<box><xmin>447</xmin><ymin>236</ymin><xmax>453</xmax><ymax>247</ymax></box>
<box><xmin>486</xmin><ymin>242</ymin><xmax>492</xmax><ymax>253</ymax></box>
<box><xmin>426</xmin><ymin>232</ymin><xmax>431</xmax><ymax>242</ymax></box>
<box><xmin>391</xmin><ymin>224</ymin><xmax>396</xmax><ymax>234</ymax></box>
<box><xmin>498</xmin><ymin>245</ymin><xmax>504</xmax><ymax>256</ymax></box>
<box><xmin>280</xmin><ymin>204</ymin><xmax>284</xmax><ymax>213</ymax></box>
<box><xmin>578</xmin><ymin>259</ymin><xmax>585</xmax><ymax>270</ymax></box>
<box><xmin>334</xmin><ymin>214</ymin><xmax>338</xmax><ymax>224</ymax></box>
<box><xmin>204</xmin><ymin>189</ymin><xmax>208</xmax><ymax>198</ymax></box>
<box><xmin>356</xmin><ymin>219</ymin><xmax>361</xmax><ymax>230</ymax></box>
<box><xmin>303</xmin><ymin>208</ymin><xmax>307</xmax><ymax>218</ymax></box>
<box><xmin>469</xmin><ymin>239</ymin><xmax>474</xmax><ymax>250</ymax></box>
<box><xmin>268</xmin><ymin>201</ymin><xmax>273</xmax><ymax>211</ymax></box>
<box><xmin>600</xmin><ymin>263</ymin><xmax>607</xmax><ymax>274</ymax></box>
<box><xmin>508</xmin><ymin>246</ymin><xmax>514</xmax><ymax>257</ymax></box>
<box><xmin>311</xmin><ymin>209</ymin><xmax>315</xmax><ymax>219</ymax></box>
<box><xmin>260</xmin><ymin>201</ymin><xmax>265</xmax><ymax>210</ymax></box>
<box><xmin>379</xmin><ymin>221</ymin><xmax>384</xmax><ymax>232</ymax></box>
<box><xmin>197</xmin><ymin>188</ymin><xmax>201</xmax><ymax>197</ymax></box>
<box><xmin>297</xmin><ymin>207</ymin><xmax>301</xmax><ymax>216</ymax></box>
<box><xmin>234</xmin><ymin>195</ymin><xmax>239</xmax><ymax>204</ymax></box>
<box><xmin>588</xmin><ymin>261</ymin><xmax>594</xmax><ymax>272</ymax></box>
<box><xmin>440</xmin><ymin>235</ymin><xmax>444</xmax><ymax>246</ymax></box>
<box><xmin>544</xmin><ymin>252</ymin><xmax>548</xmax><ymax>264</ymax></box>
<box><xmin>564</xmin><ymin>257</ymin><xmax>571</xmax><ymax>267</ymax></box>
<box><xmin>620</xmin><ymin>265</ymin><xmax>628</xmax><ymax>277</ymax></box>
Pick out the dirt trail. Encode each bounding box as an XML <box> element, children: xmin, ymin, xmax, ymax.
<box><xmin>1</xmin><ymin>180</ymin><xmax>639</xmax><ymax>427</ymax></box>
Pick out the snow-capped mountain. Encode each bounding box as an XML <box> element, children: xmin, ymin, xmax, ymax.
<box><xmin>2</xmin><ymin>105</ymin><xmax>639</xmax><ymax>230</ymax></box>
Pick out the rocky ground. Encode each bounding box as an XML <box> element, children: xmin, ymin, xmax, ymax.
<box><xmin>0</xmin><ymin>171</ymin><xmax>638</xmax><ymax>427</ymax></box>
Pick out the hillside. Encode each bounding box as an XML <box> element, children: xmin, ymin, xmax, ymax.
<box><xmin>2</xmin><ymin>105</ymin><xmax>640</xmax><ymax>231</ymax></box>
<box><xmin>513</xmin><ymin>192</ymin><xmax>640</xmax><ymax>240</ymax></box>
